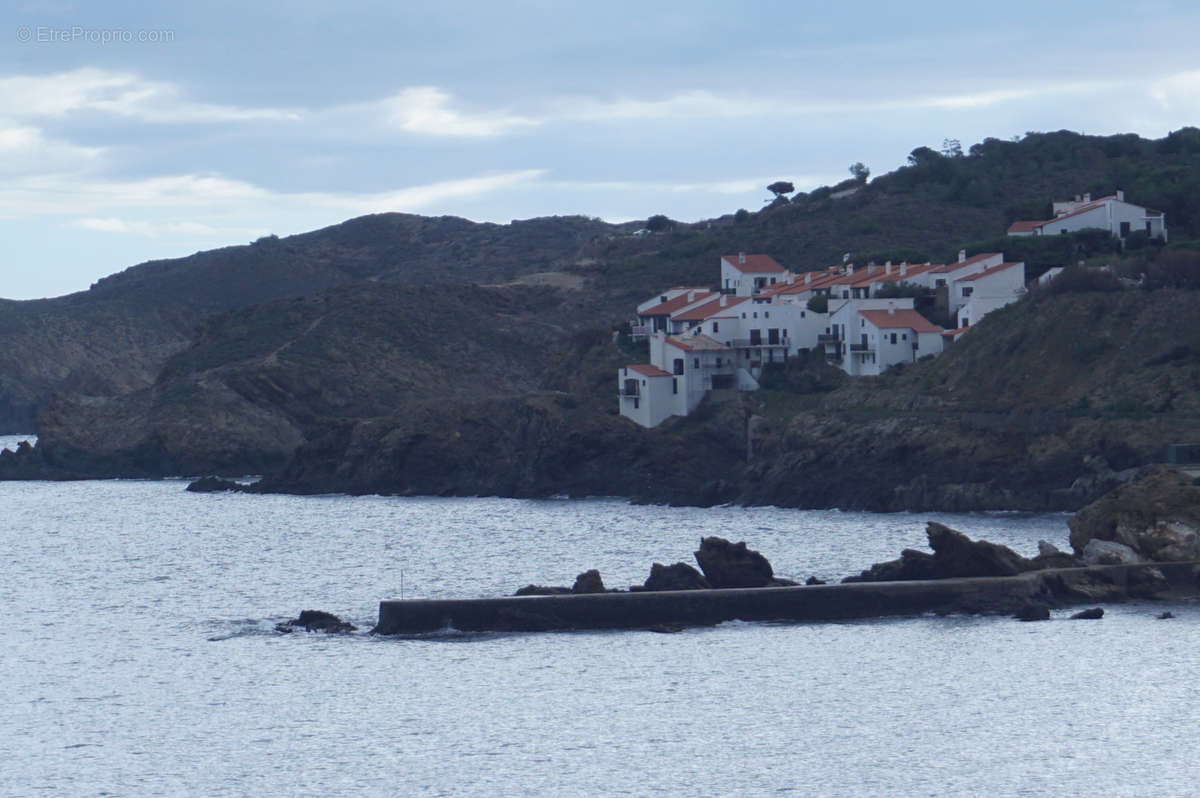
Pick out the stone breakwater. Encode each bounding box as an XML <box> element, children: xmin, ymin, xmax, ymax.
<box><xmin>373</xmin><ymin>562</ymin><xmax>1200</xmax><ymax>634</ymax></box>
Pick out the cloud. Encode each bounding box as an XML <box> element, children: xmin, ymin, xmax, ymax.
<box><xmin>0</xmin><ymin>121</ymin><xmax>104</xmax><ymax>175</ymax></box>
<box><xmin>74</xmin><ymin>217</ymin><xmax>269</xmax><ymax>239</ymax></box>
<box><xmin>0</xmin><ymin>68</ymin><xmax>300</xmax><ymax>123</ymax></box>
<box><xmin>2</xmin><ymin>168</ymin><xmax>546</xmax><ymax>229</ymax></box>
<box><xmin>1150</xmin><ymin>69</ymin><xmax>1200</xmax><ymax>110</ymax></box>
<box><xmin>382</xmin><ymin>87</ymin><xmax>539</xmax><ymax>137</ymax></box>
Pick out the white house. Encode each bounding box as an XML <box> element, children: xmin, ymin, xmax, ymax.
<box><xmin>953</xmin><ymin>260</ymin><xmax>1026</xmax><ymax>328</ymax></box>
<box><xmin>631</xmin><ymin>288</ymin><xmax>717</xmax><ymax>338</ymax></box>
<box><xmin>618</xmin><ymin>364</ymin><xmax>679</xmax><ymax>428</ymax></box>
<box><xmin>720</xmin><ymin>253</ymin><xmax>789</xmax><ymax>296</ymax></box>
<box><xmin>823</xmin><ymin>298</ymin><xmax>943</xmax><ymax>376</ymax></box>
<box><xmin>1007</xmin><ymin>191</ymin><xmax>1167</xmax><ymax>241</ymax></box>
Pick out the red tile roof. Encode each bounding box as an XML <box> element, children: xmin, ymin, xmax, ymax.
<box><xmin>721</xmin><ymin>254</ymin><xmax>786</xmax><ymax>273</ymax></box>
<box><xmin>957</xmin><ymin>261</ymin><xmax>1023</xmax><ymax>281</ymax></box>
<box><xmin>665</xmin><ymin>334</ymin><xmax>731</xmax><ymax>351</ymax></box>
<box><xmin>871</xmin><ymin>263</ymin><xmax>941</xmax><ymax>283</ymax></box>
<box><xmin>1006</xmin><ymin>220</ymin><xmax>1046</xmax><ymax>233</ymax></box>
<box><xmin>638</xmin><ymin>290</ymin><xmax>717</xmax><ymax>317</ymax></box>
<box><xmin>930</xmin><ymin>253</ymin><xmax>998</xmax><ymax>274</ymax></box>
<box><xmin>672</xmin><ymin>295</ymin><xmax>749</xmax><ymax>321</ymax></box>
<box><xmin>627</xmin><ymin>364</ymin><xmax>673</xmax><ymax>378</ymax></box>
<box><xmin>860</xmin><ymin>308</ymin><xmax>944</xmax><ymax>333</ymax></box>
<box><xmin>1007</xmin><ymin>195</ymin><xmax>1125</xmax><ymax>233</ymax></box>
<box><xmin>941</xmin><ymin>326</ymin><xmax>970</xmax><ymax>337</ymax></box>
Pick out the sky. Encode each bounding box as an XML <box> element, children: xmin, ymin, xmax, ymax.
<box><xmin>3</xmin><ymin>0</ymin><xmax>1200</xmax><ymax>299</ymax></box>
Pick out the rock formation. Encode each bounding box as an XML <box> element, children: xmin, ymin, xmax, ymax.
<box><xmin>638</xmin><ymin>562</ymin><xmax>711</xmax><ymax>591</ymax></box>
<box><xmin>693</xmin><ymin>537</ymin><xmax>775</xmax><ymax>588</ymax></box>
<box><xmin>275</xmin><ymin>609</ymin><xmax>356</xmax><ymax>633</ymax></box>
<box><xmin>845</xmin><ymin>521</ymin><xmax>1052</xmax><ymax>582</ymax></box>
<box><xmin>1069</xmin><ymin>467</ymin><xmax>1200</xmax><ymax>561</ymax></box>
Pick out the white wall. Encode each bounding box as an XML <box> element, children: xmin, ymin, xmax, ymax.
<box><xmin>1040</xmin><ymin>205</ymin><xmax>1108</xmax><ymax>236</ymax></box>
<box><xmin>617</xmin><ymin>369</ymin><xmax>681</xmax><ymax>428</ymax></box>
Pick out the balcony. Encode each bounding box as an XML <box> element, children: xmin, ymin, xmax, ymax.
<box><xmin>629</xmin><ymin>324</ymin><xmax>651</xmax><ymax>339</ymax></box>
<box><xmin>619</xmin><ymin>388</ymin><xmax>640</xmax><ymax>400</ymax></box>
<box><xmin>849</xmin><ymin>343</ymin><xmax>871</xmax><ymax>352</ymax></box>
<box><xmin>732</xmin><ymin>338</ymin><xmax>786</xmax><ymax>348</ymax></box>
<box><xmin>817</xmin><ymin>333</ymin><xmax>840</xmax><ymax>344</ymax></box>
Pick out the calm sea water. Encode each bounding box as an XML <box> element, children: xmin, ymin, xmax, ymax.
<box><xmin>2</xmin><ymin>467</ymin><xmax>1197</xmax><ymax>797</ymax></box>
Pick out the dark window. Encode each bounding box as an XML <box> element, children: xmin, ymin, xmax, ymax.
<box><xmin>672</xmin><ymin>378</ymin><xmax>677</xmax><ymax>394</ymax></box>
<box><xmin>764</xmin><ymin>311</ymin><xmax>770</xmax><ymax>318</ymax></box>
<box><xmin>936</xmin><ymin>279</ymin><xmax>946</xmax><ymax>287</ymax></box>
<box><xmin>673</xmin><ymin>358</ymin><xmax>684</xmax><ymax>375</ymax></box>
<box><xmin>1120</xmin><ymin>221</ymin><xmax>1131</xmax><ymax>237</ymax></box>
<box><xmin>715</xmin><ymin>357</ymin><xmax>721</xmax><ymax>367</ymax></box>
<box><xmin>712</xmin><ymin>321</ymin><xmax>719</xmax><ymax>333</ymax></box>
<box><xmin>962</xmin><ymin>286</ymin><xmax>973</xmax><ymax>297</ymax></box>
<box><xmin>768</xmin><ymin>328</ymin><xmax>780</xmax><ymax>345</ymax></box>
<box><xmin>890</xmin><ymin>333</ymin><xmax>897</xmax><ymax>344</ymax></box>
<box><xmin>902</xmin><ymin>333</ymin><xmax>907</xmax><ymax>341</ymax></box>
<box><xmin>633</xmin><ymin>398</ymin><xmax>639</xmax><ymax>409</ymax></box>
<box><xmin>693</xmin><ymin>358</ymin><xmax>700</xmax><ymax>369</ymax></box>
<box><xmin>753</xmin><ymin>312</ymin><xmax>758</xmax><ymax>318</ymax></box>
<box><xmin>1146</xmin><ymin>221</ymin><xmax>1152</xmax><ymax>235</ymax></box>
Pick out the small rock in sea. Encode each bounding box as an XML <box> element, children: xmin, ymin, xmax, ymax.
<box><xmin>571</xmin><ymin>569</ymin><xmax>606</xmax><ymax>594</ymax></box>
<box><xmin>1157</xmin><ymin>611</ymin><xmax>1175</xmax><ymax>620</ymax></box>
<box><xmin>186</xmin><ymin>476</ymin><xmax>246</xmax><ymax>493</ymax></box>
<box><xmin>1069</xmin><ymin>607</ymin><xmax>1104</xmax><ymax>620</ymax></box>
<box><xmin>1014</xmin><ymin>603</ymin><xmax>1050</xmax><ymax>622</ymax></box>
<box><xmin>805</xmin><ymin>576</ymin><xmax>827</xmax><ymax>586</ymax></box>
<box><xmin>642</xmin><ymin>562</ymin><xmax>711</xmax><ymax>591</ymax></box>
<box><xmin>275</xmin><ymin>609</ymin><xmax>356</xmax><ymax>634</ymax></box>
<box><xmin>514</xmin><ymin>584</ymin><xmax>571</xmax><ymax>596</ymax></box>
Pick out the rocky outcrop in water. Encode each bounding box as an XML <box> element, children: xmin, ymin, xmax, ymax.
<box><xmin>275</xmin><ymin>610</ymin><xmax>357</xmax><ymax>634</ymax></box>
<box><xmin>638</xmin><ymin>562</ymin><xmax>711</xmax><ymax>591</ymax></box>
<box><xmin>1069</xmin><ymin>468</ymin><xmax>1200</xmax><ymax>561</ymax></box>
<box><xmin>694</xmin><ymin>537</ymin><xmax>771</xmax><ymax>587</ymax></box>
<box><xmin>843</xmin><ymin>522</ymin><xmax>1079</xmax><ymax>583</ymax></box>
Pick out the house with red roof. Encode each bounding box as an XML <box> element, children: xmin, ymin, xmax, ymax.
<box><xmin>720</xmin><ymin>252</ymin><xmax>790</xmax><ymax>296</ymax></box>
<box><xmin>824</xmin><ymin>298</ymin><xmax>944</xmax><ymax>376</ymax></box>
<box><xmin>1007</xmin><ymin>190</ymin><xmax>1166</xmax><ymax>241</ymax></box>
<box><xmin>954</xmin><ymin>260</ymin><xmax>1026</xmax><ymax>328</ymax></box>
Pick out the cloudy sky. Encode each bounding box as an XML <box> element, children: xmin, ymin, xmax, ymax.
<box><xmin>3</xmin><ymin>0</ymin><xmax>1199</xmax><ymax>299</ymax></box>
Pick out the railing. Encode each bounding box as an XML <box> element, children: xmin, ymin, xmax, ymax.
<box><xmin>817</xmin><ymin>334</ymin><xmax>840</xmax><ymax>344</ymax></box>
<box><xmin>731</xmin><ymin>338</ymin><xmax>786</xmax><ymax>348</ymax></box>
<box><xmin>619</xmin><ymin>389</ymin><xmax>640</xmax><ymax>399</ymax></box>
<box><xmin>849</xmin><ymin>343</ymin><xmax>870</xmax><ymax>352</ymax></box>
<box><xmin>629</xmin><ymin>324</ymin><xmax>651</xmax><ymax>339</ymax></box>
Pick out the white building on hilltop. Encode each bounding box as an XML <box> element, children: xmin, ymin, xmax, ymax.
<box><xmin>1007</xmin><ymin>191</ymin><xmax>1166</xmax><ymax>241</ymax></box>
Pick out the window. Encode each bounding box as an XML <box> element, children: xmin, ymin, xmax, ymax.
<box><xmin>753</xmin><ymin>312</ymin><xmax>758</xmax><ymax>319</ymax></box>
<box><xmin>741</xmin><ymin>312</ymin><xmax>746</xmax><ymax>318</ymax></box>
<box><xmin>715</xmin><ymin>357</ymin><xmax>721</xmax><ymax>367</ymax></box>
<box><xmin>890</xmin><ymin>333</ymin><xmax>897</xmax><ymax>344</ymax></box>
<box><xmin>693</xmin><ymin>358</ymin><xmax>700</xmax><ymax>369</ymax></box>
<box><xmin>935</xmin><ymin>279</ymin><xmax>946</xmax><ymax>287</ymax></box>
<box><xmin>860</xmin><ymin>318</ymin><xmax>865</xmax><ymax>327</ymax></box>
<box><xmin>712</xmin><ymin>321</ymin><xmax>719</xmax><ymax>333</ymax></box>
<box><xmin>902</xmin><ymin>333</ymin><xmax>907</xmax><ymax>341</ymax></box>
<box><xmin>1120</xmin><ymin>221</ymin><xmax>1131</xmax><ymax>237</ymax></box>
<box><xmin>673</xmin><ymin>358</ymin><xmax>684</xmax><ymax>375</ymax></box>
<box><xmin>842</xmin><ymin>290</ymin><xmax>849</xmax><ymax>298</ymax></box>
<box><xmin>1146</xmin><ymin>221</ymin><xmax>1152</xmax><ymax>236</ymax></box>
<box><xmin>633</xmin><ymin>398</ymin><xmax>639</xmax><ymax>409</ymax></box>
<box><xmin>962</xmin><ymin>317</ymin><xmax>969</xmax><ymax>327</ymax></box>
<box><xmin>962</xmin><ymin>286</ymin><xmax>973</xmax><ymax>297</ymax></box>
<box><xmin>764</xmin><ymin>311</ymin><xmax>770</xmax><ymax>318</ymax></box>
<box><xmin>672</xmin><ymin>378</ymin><xmax>677</xmax><ymax>394</ymax></box>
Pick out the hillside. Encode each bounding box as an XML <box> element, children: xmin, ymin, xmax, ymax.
<box><xmin>0</xmin><ymin>214</ymin><xmax>620</xmax><ymax>431</ymax></box>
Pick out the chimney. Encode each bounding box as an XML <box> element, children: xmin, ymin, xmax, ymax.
<box><xmin>720</xmin><ymin>295</ymin><xmax>727</xmax><ymax>307</ymax></box>
<box><xmin>1083</xmin><ymin>192</ymin><xmax>1091</xmax><ymax>203</ymax></box>
<box><xmin>847</xmin><ymin>264</ymin><xmax>854</xmax><ymax>274</ymax></box>
<box><xmin>958</xmin><ymin>249</ymin><xmax>966</xmax><ymax>263</ymax></box>
<box><xmin>687</xmin><ymin>290</ymin><xmax>696</xmax><ymax>302</ymax></box>
<box><xmin>885</xmin><ymin>260</ymin><xmax>892</xmax><ymax>274</ymax></box>
<box><xmin>1075</xmin><ymin>194</ymin><xmax>1081</xmax><ymax>202</ymax></box>
<box><xmin>900</xmin><ymin>262</ymin><xmax>908</xmax><ymax>276</ymax></box>
<box><xmin>888</xmin><ymin>301</ymin><xmax>896</xmax><ymax>316</ymax></box>
<box><xmin>805</xmin><ymin>273</ymin><xmax>812</xmax><ymax>285</ymax></box>
<box><xmin>738</xmin><ymin>252</ymin><xmax>746</xmax><ymax>265</ymax></box>
<box><xmin>1116</xmin><ymin>189</ymin><xmax>1125</xmax><ymax>201</ymax></box>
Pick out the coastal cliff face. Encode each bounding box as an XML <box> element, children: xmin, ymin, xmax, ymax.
<box><xmin>6</xmin><ymin>282</ymin><xmax>1198</xmax><ymax>511</ymax></box>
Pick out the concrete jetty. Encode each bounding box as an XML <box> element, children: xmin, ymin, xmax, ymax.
<box><xmin>374</xmin><ymin>561</ymin><xmax>1200</xmax><ymax>634</ymax></box>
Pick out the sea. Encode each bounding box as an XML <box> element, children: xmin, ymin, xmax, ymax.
<box><xmin>3</xmin><ymin>433</ymin><xmax>1197</xmax><ymax>797</ymax></box>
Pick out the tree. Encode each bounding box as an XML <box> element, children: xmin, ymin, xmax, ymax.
<box><xmin>907</xmin><ymin>146</ymin><xmax>942</xmax><ymax>167</ymax></box>
<box><xmin>848</xmin><ymin>162</ymin><xmax>870</xmax><ymax>183</ymax></box>
<box><xmin>645</xmin><ymin>214</ymin><xmax>674</xmax><ymax>232</ymax></box>
<box><xmin>734</xmin><ymin>208</ymin><xmax>750</xmax><ymax>223</ymax></box>
<box><xmin>942</xmin><ymin>138</ymin><xmax>963</xmax><ymax>158</ymax></box>
<box><xmin>767</xmin><ymin>180</ymin><xmax>795</xmax><ymax>198</ymax></box>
